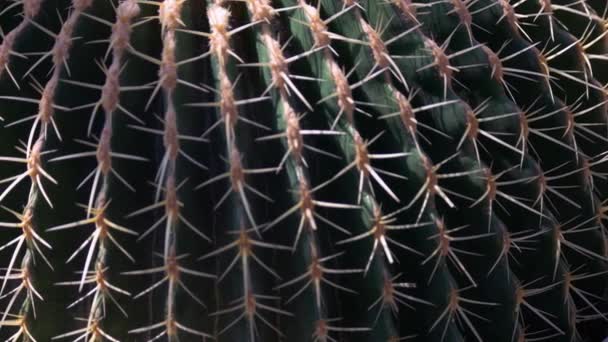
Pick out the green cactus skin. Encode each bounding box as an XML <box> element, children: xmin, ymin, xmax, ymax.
<box><xmin>0</xmin><ymin>0</ymin><xmax>607</xmax><ymax>341</ymax></box>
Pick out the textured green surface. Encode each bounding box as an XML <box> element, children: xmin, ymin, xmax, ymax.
<box><xmin>0</xmin><ymin>0</ymin><xmax>607</xmax><ymax>341</ymax></box>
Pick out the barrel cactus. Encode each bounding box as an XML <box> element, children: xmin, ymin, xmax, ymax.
<box><xmin>0</xmin><ymin>0</ymin><xmax>606</xmax><ymax>341</ymax></box>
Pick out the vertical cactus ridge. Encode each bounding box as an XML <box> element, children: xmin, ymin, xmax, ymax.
<box><xmin>418</xmin><ymin>2</ymin><xmax>576</xmax><ymax>340</ymax></box>
<box><xmin>120</xmin><ymin>0</ymin><xmax>217</xmax><ymax>340</ymax></box>
<box><xmin>472</xmin><ymin>0</ymin><xmax>608</xmax><ymax>332</ymax></box>
<box><xmin>0</xmin><ymin>0</ymin><xmax>97</xmax><ymax>340</ymax></box>
<box><xmin>0</xmin><ymin>0</ymin><xmax>607</xmax><ymax>341</ymax></box>
<box><xmin>191</xmin><ymin>1</ymin><xmax>295</xmax><ymax>340</ymax></box>
<box><xmin>269</xmin><ymin>2</ymin><xmax>410</xmax><ymax>340</ymax></box>
<box><xmin>45</xmin><ymin>1</ymin><xmax>145</xmax><ymax>340</ymax></box>
<box><xmin>0</xmin><ymin>0</ymin><xmax>42</xmax><ymax>92</ymax></box>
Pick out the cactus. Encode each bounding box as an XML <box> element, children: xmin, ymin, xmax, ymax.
<box><xmin>0</xmin><ymin>0</ymin><xmax>607</xmax><ymax>341</ymax></box>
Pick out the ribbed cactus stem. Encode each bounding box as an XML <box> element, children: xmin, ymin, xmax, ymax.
<box><xmin>205</xmin><ymin>1</ymin><xmax>271</xmax><ymax>232</ymax></box>
<box><xmin>156</xmin><ymin>2</ymin><xmax>182</xmax><ymax>338</ymax></box>
<box><xmin>250</xmin><ymin>0</ymin><xmax>313</xmax><ymax>112</ymax></box>
<box><xmin>0</xmin><ymin>0</ymin><xmax>94</xmax><ymax>337</ymax></box>
<box><xmin>0</xmin><ymin>205</ymin><xmax>47</xmax><ymax>338</ymax></box>
<box><xmin>0</xmin><ymin>0</ymin><xmax>606</xmax><ymax>340</ymax></box>
<box><xmin>32</xmin><ymin>2</ymin><xmax>144</xmax><ymax>340</ymax></box>
<box><xmin>203</xmin><ymin>2</ymin><xmax>294</xmax><ymax>339</ymax></box>
<box><xmin>206</xmin><ymin>1</ymin><xmax>244</xmax><ymax>149</ymax></box>
<box><xmin>67</xmin><ymin>1</ymin><xmax>140</xmax><ymax>339</ymax></box>
<box><xmin>239</xmin><ymin>229</ymin><xmax>257</xmax><ymax>340</ymax></box>
<box><xmin>0</xmin><ymin>0</ymin><xmax>43</xmax><ymax>90</ymax></box>
<box><xmin>248</xmin><ymin>1</ymin><xmax>339</xmax><ymax>338</ymax></box>
<box><xmin>330</xmin><ymin>2</ymin><xmax>513</xmax><ymax>339</ymax></box>
<box><xmin>25</xmin><ymin>0</ymin><xmax>93</xmax><ymax>152</ymax></box>
<box><xmin>297</xmin><ymin>2</ymin><xmax>419</xmax><ymax>339</ymax></box>
<box><xmin>124</xmin><ymin>0</ymin><xmax>213</xmax><ymax>340</ymax></box>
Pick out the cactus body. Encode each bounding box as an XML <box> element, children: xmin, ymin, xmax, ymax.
<box><xmin>0</xmin><ymin>0</ymin><xmax>607</xmax><ymax>341</ymax></box>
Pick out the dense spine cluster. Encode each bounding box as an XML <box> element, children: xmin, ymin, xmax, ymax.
<box><xmin>0</xmin><ymin>0</ymin><xmax>607</xmax><ymax>341</ymax></box>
